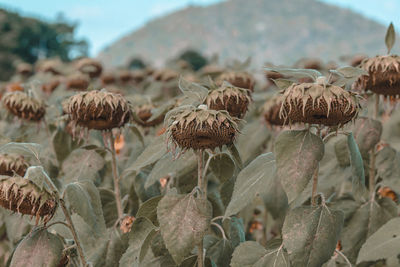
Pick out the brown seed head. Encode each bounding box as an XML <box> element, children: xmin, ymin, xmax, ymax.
<box><xmin>354</xmin><ymin>55</ymin><xmax>400</xmax><ymax>96</ymax></box>
<box><xmin>0</xmin><ymin>176</ymin><xmax>57</xmax><ymax>224</ymax></box>
<box><xmin>133</xmin><ymin>104</ymin><xmax>164</xmax><ymax>127</ymax></box>
<box><xmin>217</xmin><ymin>71</ymin><xmax>255</xmax><ymax>91</ymax></box>
<box><xmin>16</xmin><ymin>63</ymin><xmax>33</xmax><ymax>76</ymax></box>
<box><xmin>42</xmin><ymin>78</ymin><xmax>61</xmax><ymax>94</ymax></box>
<box><xmin>0</xmin><ymin>154</ymin><xmax>29</xmax><ymax>177</ymax></box>
<box><xmin>2</xmin><ymin>91</ymin><xmax>46</xmax><ymax>121</ymax></box>
<box><xmin>280</xmin><ymin>82</ymin><xmax>361</xmax><ymax>127</ymax></box>
<box><xmin>262</xmin><ymin>94</ymin><xmax>285</xmax><ymax>126</ymax></box>
<box><xmin>101</xmin><ymin>72</ymin><xmax>116</xmax><ymax>85</ymax></box>
<box><xmin>65</xmin><ymin>73</ymin><xmax>90</xmax><ymax>91</ymax></box>
<box><xmin>153</xmin><ymin>69</ymin><xmax>179</xmax><ymax>82</ymax></box>
<box><xmin>76</xmin><ymin>58</ymin><xmax>103</xmax><ymax>78</ymax></box>
<box><xmin>65</xmin><ymin>90</ymin><xmax>131</xmax><ymax>130</ymax></box>
<box><xmin>166</xmin><ymin>106</ymin><xmax>239</xmax><ymax>150</ymax></box>
<box><xmin>206</xmin><ymin>83</ymin><xmax>251</xmax><ymax>118</ymax></box>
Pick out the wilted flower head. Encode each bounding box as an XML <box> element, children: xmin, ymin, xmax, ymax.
<box><xmin>64</xmin><ymin>89</ymin><xmax>131</xmax><ymax>131</ymax></box>
<box><xmin>76</xmin><ymin>58</ymin><xmax>103</xmax><ymax>78</ymax></box>
<box><xmin>165</xmin><ymin>105</ymin><xmax>239</xmax><ymax>151</ymax></box>
<box><xmin>262</xmin><ymin>94</ymin><xmax>285</xmax><ymax>126</ymax></box>
<box><xmin>217</xmin><ymin>71</ymin><xmax>255</xmax><ymax>91</ymax></box>
<box><xmin>0</xmin><ymin>176</ymin><xmax>57</xmax><ymax>224</ymax></box>
<box><xmin>354</xmin><ymin>55</ymin><xmax>400</xmax><ymax>96</ymax></box>
<box><xmin>2</xmin><ymin>91</ymin><xmax>46</xmax><ymax>121</ymax></box>
<box><xmin>0</xmin><ymin>154</ymin><xmax>29</xmax><ymax>177</ymax></box>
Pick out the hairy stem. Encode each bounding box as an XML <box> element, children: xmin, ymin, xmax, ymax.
<box><xmin>197</xmin><ymin>150</ymin><xmax>206</xmax><ymax>267</ymax></box>
<box><xmin>59</xmin><ymin>199</ymin><xmax>87</xmax><ymax>267</ymax></box>
<box><xmin>369</xmin><ymin>95</ymin><xmax>379</xmax><ymax>198</ymax></box>
<box><xmin>108</xmin><ymin>133</ymin><xmax>124</xmax><ymax>221</ymax></box>
<box><xmin>43</xmin><ymin>173</ymin><xmax>87</xmax><ymax>267</ymax></box>
<box><xmin>311</xmin><ymin>128</ymin><xmax>322</xmax><ymax>206</ymax></box>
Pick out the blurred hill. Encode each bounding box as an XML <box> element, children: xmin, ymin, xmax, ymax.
<box><xmin>98</xmin><ymin>0</ymin><xmax>393</xmax><ymax>68</ymax></box>
<box><xmin>0</xmin><ymin>9</ymin><xmax>87</xmax><ymax>80</ymax></box>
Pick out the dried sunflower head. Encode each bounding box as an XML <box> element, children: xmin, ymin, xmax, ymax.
<box><xmin>101</xmin><ymin>72</ymin><xmax>116</xmax><ymax>86</ymax></box>
<box><xmin>42</xmin><ymin>78</ymin><xmax>61</xmax><ymax>94</ymax></box>
<box><xmin>153</xmin><ymin>69</ymin><xmax>179</xmax><ymax>82</ymax></box>
<box><xmin>37</xmin><ymin>59</ymin><xmax>61</xmax><ymax>75</ymax></box>
<box><xmin>165</xmin><ymin>105</ymin><xmax>239</xmax><ymax>151</ymax></box>
<box><xmin>132</xmin><ymin>70</ymin><xmax>146</xmax><ymax>84</ymax></box>
<box><xmin>2</xmin><ymin>91</ymin><xmax>46</xmax><ymax>121</ymax></box>
<box><xmin>64</xmin><ymin>90</ymin><xmax>131</xmax><ymax>130</ymax></box>
<box><xmin>77</xmin><ymin>58</ymin><xmax>103</xmax><ymax>78</ymax></box>
<box><xmin>206</xmin><ymin>82</ymin><xmax>251</xmax><ymax>119</ymax></box>
<box><xmin>16</xmin><ymin>63</ymin><xmax>33</xmax><ymax>76</ymax></box>
<box><xmin>65</xmin><ymin>73</ymin><xmax>90</xmax><ymax>91</ymax></box>
<box><xmin>133</xmin><ymin>104</ymin><xmax>164</xmax><ymax>127</ymax></box>
<box><xmin>353</xmin><ymin>55</ymin><xmax>400</xmax><ymax>96</ymax></box>
<box><xmin>280</xmin><ymin>80</ymin><xmax>361</xmax><ymax>127</ymax></box>
<box><xmin>118</xmin><ymin>70</ymin><xmax>133</xmax><ymax>83</ymax></box>
<box><xmin>0</xmin><ymin>154</ymin><xmax>29</xmax><ymax>177</ymax></box>
<box><xmin>217</xmin><ymin>71</ymin><xmax>255</xmax><ymax>91</ymax></box>
<box><xmin>0</xmin><ymin>176</ymin><xmax>57</xmax><ymax>224</ymax></box>
<box><xmin>262</xmin><ymin>94</ymin><xmax>285</xmax><ymax>126</ymax></box>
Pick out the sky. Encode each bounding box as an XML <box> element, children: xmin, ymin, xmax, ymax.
<box><xmin>0</xmin><ymin>0</ymin><xmax>399</xmax><ymax>56</ymax></box>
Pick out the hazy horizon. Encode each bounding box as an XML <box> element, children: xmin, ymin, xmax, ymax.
<box><xmin>1</xmin><ymin>0</ymin><xmax>399</xmax><ymax>56</ymax></box>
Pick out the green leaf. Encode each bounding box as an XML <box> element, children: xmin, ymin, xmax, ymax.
<box><xmin>62</xmin><ymin>149</ymin><xmax>105</xmax><ymax>183</ymax></box>
<box><xmin>52</xmin><ymin>128</ymin><xmax>72</xmax><ymax>164</ymax></box>
<box><xmin>347</xmin><ymin>133</ymin><xmax>367</xmax><ymax>200</ymax></box>
<box><xmin>375</xmin><ymin>145</ymin><xmax>400</xmax><ymax>191</ymax></box>
<box><xmin>236</xmin><ymin>120</ymin><xmax>271</xmax><ymax>164</ymax></box>
<box><xmin>264</xmin><ymin>67</ymin><xmax>322</xmax><ymax>81</ymax></box>
<box><xmin>178</xmin><ymin>76</ymin><xmax>209</xmax><ymax>103</ymax></box>
<box><xmin>88</xmin><ymin>227</ymin><xmax>129</xmax><ymax>267</ymax></box>
<box><xmin>206</xmin><ymin>238</ymin><xmax>233</xmax><ymax>267</ymax></box>
<box><xmin>275</xmin><ymin>130</ymin><xmax>324</xmax><ymax>203</ymax></box>
<box><xmin>99</xmin><ymin>188</ymin><xmax>118</xmax><ymax>228</ymax></box>
<box><xmin>119</xmin><ymin>217</ymin><xmax>157</xmax><ymax>267</ymax></box>
<box><xmin>225</xmin><ymin>153</ymin><xmax>276</xmax><ymax>218</ymax></box>
<box><xmin>136</xmin><ymin>195</ymin><xmax>163</xmax><ymax>226</ymax></box>
<box><xmin>231</xmin><ymin>241</ymin><xmax>290</xmax><ymax>267</ymax></box>
<box><xmin>330</xmin><ymin>66</ymin><xmax>368</xmax><ymax>78</ymax></box>
<box><xmin>129</xmin><ymin>124</ymin><xmax>145</xmax><ymax>147</ymax></box>
<box><xmin>209</xmin><ymin>153</ymin><xmax>235</xmax><ymax>184</ymax></box>
<box><xmin>64</xmin><ymin>180</ymin><xmax>106</xmax><ymax>235</ymax></box>
<box><xmin>385</xmin><ymin>22</ymin><xmax>395</xmax><ymax>54</ymax></box>
<box><xmin>10</xmin><ymin>228</ymin><xmax>64</xmax><ymax>267</ymax></box>
<box><xmin>282</xmin><ymin>205</ymin><xmax>344</xmax><ymax>267</ymax></box>
<box><xmin>341</xmin><ymin>198</ymin><xmax>398</xmax><ymax>262</ymax></box>
<box><xmin>123</xmin><ymin>136</ymin><xmax>166</xmax><ymax>176</ymax></box>
<box><xmin>352</xmin><ymin>117</ymin><xmax>382</xmax><ymax>157</ymax></box>
<box><xmin>261</xmin><ymin>174</ymin><xmax>288</xmax><ymax>220</ymax></box>
<box><xmin>23</xmin><ymin>166</ymin><xmax>48</xmax><ymax>191</ymax></box>
<box><xmin>334</xmin><ymin>137</ymin><xmax>350</xmax><ymax>167</ymax></box>
<box><xmin>222</xmin><ymin>217</ymin><xmax>245</xmax><ymax>248</ymax></box>
<box><xmin>272</xmin><ymin>78</ymin><xmax>295</xmax><ymax>90</ymax></box>
<box><xmin>145</xmin><ymin>151</ymin><xmax>196</xmax><ymax>189</ymax></box>
<box><xmin>0</xmin><ymin>142</ymin><xmax>41</xmax><ymax>162</ymax></box>
<box><xmin>228</xmin><ymin>144</ymin><xmax>243</xmax><ymax>170</ymax></box>
<box><xmin>357</xmin><ymin>217</ymin><xmax>400</xmax><ymax>264</ymax></box>
<box><xmin>157</xmin><ymin>193</ymin><xmax>212</xmax><ymax>264</ymax></box>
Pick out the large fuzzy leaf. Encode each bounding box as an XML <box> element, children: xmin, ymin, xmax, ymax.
<box><xmin>10</xmin><ymin>228</ymin><xmax>64</xmax><ymax>267</ymax></box>
<box><xmin>209</xmin><ymin>153</ymin><xmax>235</xmax><ymax>184</ymax></box>
<box><xmin>341</xmin><ymin>197</ymin><xmax>398</xmax><ymax>262</ymax></box>
<box><xmin>64</xmin><ymin>180</ymin><xmax>106</xmax><ymax>235</ymax></box>
<box><xmin>157</xmin><ymin>192</ymin><xmax>212</xmax><ymax>264</ymax></box>
<box><xmin>225</xmin><ymin>153</ymin><xmax>276</xmax><ymax>218</ymax></box>
<box><xmin>275</xmin><ymin>130</ymin><xmax>324</xmax><ymax>203</ymax></box>
<box><xmin>282</xmin><ymin>205</ymin><xmax>344</xmax><ymax>267</ymax></box>
<box><xmin>347</xmin><ymin>133</ymin><xmax>367</xmax><ymax>200</ymax></box>
<box><xmin>119</xmin><ymin>217</ymin><xmax>156</xmax><ymax>267</ymax></box>
<box><xmin>357</xmin><ymin>217</ymin><xmax>400</xmax><ymax>264</ymax></box>
<box><xmin>231</xmin><ymin>241</ymin><xmax>290</xmax><ymax>267</ymax></box>
<box><xmin>62</xmin><ymin>149</ymin><xmax>105</xmax><ymax>183</ymax></box>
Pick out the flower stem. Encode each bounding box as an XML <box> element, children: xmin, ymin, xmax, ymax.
<box><xmin>43</xmin><ymin>174</ymin><xmax>87</xmax><ymax>267</ymax></box>
<box><xmin>311</xmin><ymin>128</ymin><xmax>322</xmax><ymax>206</ymax></box>
<box><xmin>369</xmin><ymin>95</ymin><xmax>379</xmax><ymax>199</ymax></box>
<box><xmin>196</xmin><ymin>149</ymin><xmax>206</xmax><ymax>267</ymax></box>
<box><xmin>107</xmin><ymin>132</ymin><xmax>124</xmax><ymax>221</ymax></box>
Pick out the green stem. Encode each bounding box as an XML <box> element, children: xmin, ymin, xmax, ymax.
<box><xmin>43</xmin><ymin>175</ymin><xmax>87</xmax><ymax>267</ymax></box>
<box><xmin>196</xmin><ymin>149</ymin><xmax>206</xmax><ymax>267</ymax></box>
<box><xmin>108</xmin><ymin>133</ymin><xmax>124</xmax><ymax>221</ymax></box>
<box><xmin>369</xmin><ymin>95</ymin><xmax>379</xmax><ymax>199</ymax></box>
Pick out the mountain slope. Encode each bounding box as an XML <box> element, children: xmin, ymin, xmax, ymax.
<box><xmin>98</xmin><ymin>0</ymin><xmax>391</xmax><ymax>68</ymax></box>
